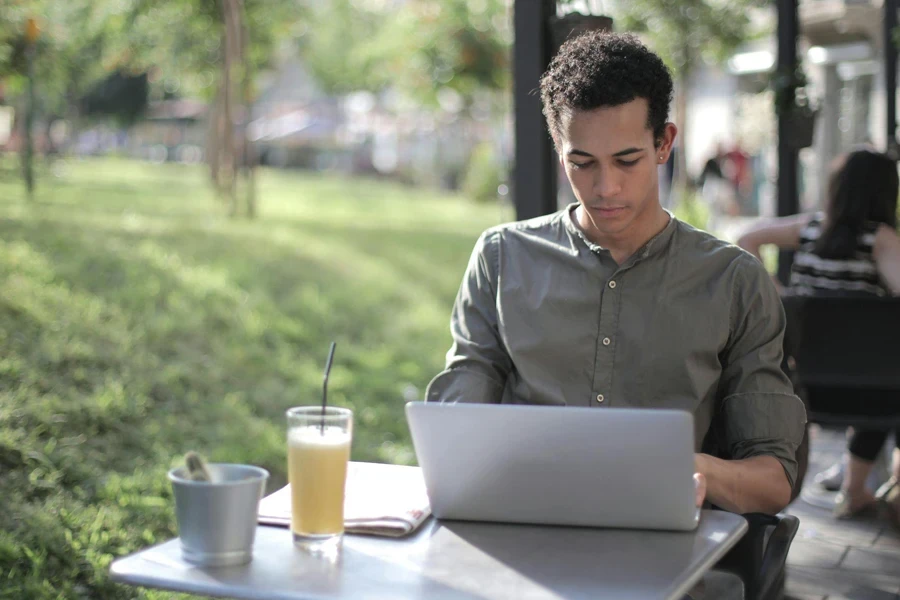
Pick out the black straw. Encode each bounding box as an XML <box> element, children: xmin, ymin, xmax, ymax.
<box><xmin>321</xmin><ymin>341</ymin><xmax>336</xmax><ymax>433</ymax></box>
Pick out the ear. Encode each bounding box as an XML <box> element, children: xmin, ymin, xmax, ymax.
<box><xmin>656</xmin><ymin>123</ymin><xmax>678</xmax><ymax>164</ymax></box>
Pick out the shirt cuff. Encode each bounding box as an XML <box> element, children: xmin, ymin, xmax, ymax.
<box><xmin>425</xmin><ymin>368</ymin><xmax>505</xmax><ymax>404</ymax></box>
<box><xmin>721</xmin><ymin>392</ymin><xmax>808</xmax><ymax>489</ymax></box>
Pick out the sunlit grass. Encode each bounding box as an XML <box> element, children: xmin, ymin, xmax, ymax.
<box><xmin>0</xmin><ymin>157</ymin><xmax>511</xmax><ymax>598</ymax></box>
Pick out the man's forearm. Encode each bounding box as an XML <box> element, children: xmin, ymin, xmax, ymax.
<box><xmin>695</xmin><ymin>454</ymin><xmax>792</xmax><ymax>515</ymax></box>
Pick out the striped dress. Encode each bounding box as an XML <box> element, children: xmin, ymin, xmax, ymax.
<box><xmin>788</xmin><ymin>213</ymin><xmax>889</xmax><ymax>297</ymax></box>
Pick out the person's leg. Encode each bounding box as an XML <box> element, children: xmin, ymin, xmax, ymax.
<box><xmin>815</xmin><ymin>427</ymin><xmax>855</xmax><ymax>492</ymax></box>
<box><xmin>893</xmin><ymin>431</ymin><xmax>900</xmax><ymax>481</ymax></box>
<box><xmin>841</xmin><ymin>456</ymin><xmax>876</xmax><ymax>510</ymax></box>
<box><xmin>894</xmin><ymin>446</ymin><xmax>900</xmax><ymax>481</ymax></box>
<box><xmin>875</xmin><ymin>432</ymin><xmax>900</xmax><ymax>498</ymax></box>
<box><xmin>815</xmin><ymin>428</ymin><xmax>852</xmax><ymax>491</ymax></box>
<box><xmin>875</xmin><ymin>432</ymin><xmax>900</xmax><ymax>527</ymax></box>
<box><xmin>836</xmin><ymin>429</ymin><xmax>888</xmax><ymax>517</ymax></box>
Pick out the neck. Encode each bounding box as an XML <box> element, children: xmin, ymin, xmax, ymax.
<box><xmin>576</xmin><ymin>203</ymin><xmax>670</xmax><ymax>264</ymax></box>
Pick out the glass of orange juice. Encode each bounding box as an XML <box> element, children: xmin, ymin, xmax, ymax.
<box><xmin>286</xmin><ymin>406</ymin><xmax>352</xmax><ymax>553</ymax></box>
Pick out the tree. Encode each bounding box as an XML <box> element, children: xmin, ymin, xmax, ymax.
<box><xmin>1</xmin><ymin>1</ymin><xmax>187</xmax><ymax>199</ymax></box>
<box><xmin>123</xmin><ymin>0</ymin><xmax>297</xmax><ymax>218</ymax></box>
<box><xmin>1</xmin><ymin>1</ymin><xmax>129</xmax><ymax>196</ymax></box>
<box><xmin>298</xmin><ymin>0</ymin><xmax>391</xmax><ymax>96</ymax></box>
<box><xmin>616</xmin><ymin>0</ymin><xmax>768</xmax><ymax>199</ymax></box>
<box><xmin>374</xmin><ymin>0</ymin><xmax>512</xmax><ymax>110</ymax></box>
<box><xmin>300</xmin><ymin>0</ymin><xmax>512</xmax><ymax>112</ymax></box>
<box><xmin>1</xmin><ymin>0</ymin><xmax>297</xmax><ymax>215</ymax></box>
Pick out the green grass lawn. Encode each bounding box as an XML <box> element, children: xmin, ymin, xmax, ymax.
<box><xmin>0</xmin><ymin>158</ymin><xmax>511</xmax><ymax>598</ymax></box>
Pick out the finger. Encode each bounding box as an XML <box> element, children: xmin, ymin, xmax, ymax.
<box><xmin>693</xmin><ymin>473</ymin><xmax>707</xmax><ymax>508</ymax></box>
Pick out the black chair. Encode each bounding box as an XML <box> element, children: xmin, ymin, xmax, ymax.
<box><xmin>781</xmin><ymin>293</ymin><xmax>900</xmax><ymax>428</ymax></box>
<box><xmin>700</xmin><ymin>401</ymin><xmax>805</xmax><ymax>598</ymax></box>
<box><xmin>713</xmin><ymin>512</ymin><xmax>800</xmax><ymax>600</ymax></box>
<box><xmin>699</xmin><ymin>295</ymin><xmax>900</xmax><ymax>599</ymax></box>
<box><xmin>701</xmin><ymin>436</ymin><xmax>803</xmax><ymax>598</ymax></box>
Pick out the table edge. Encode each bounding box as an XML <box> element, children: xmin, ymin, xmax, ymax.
<box><xmin>665</xmin><ymin>512</ymin><xmax>749</xmax><ymax>600</ymax></box>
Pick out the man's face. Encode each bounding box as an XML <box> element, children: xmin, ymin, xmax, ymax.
<box><xmin>559</xmin><ymin>98</ymin><xmax>675</xmax><ymax>241</ymax></box>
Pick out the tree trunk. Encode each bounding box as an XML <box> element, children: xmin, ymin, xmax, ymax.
<box><xmin>221</xmin><ymin>0</ymin><xmax>239</xmax><ymax>217</ymax></box>
<box><xmin>238</xmin><ymin>0</ymin><xmax>257</xmax><ymax>219</ymax></box>
<box><xmin>43</xmin><ymin>117</ymin><xmax>57</xmax><ymax>170</ymax></box>
<box><xmin>21</xmin><ymin>44</ymin><xmax>36</xmax><ymax>200</ymax></box>
<box><xmin>207</xmin><ymin>81</ymin><xmax>224</xmax><ymax>196</ymax></box>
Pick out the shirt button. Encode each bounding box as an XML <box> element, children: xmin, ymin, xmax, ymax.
<box><xmin>596</xmin><ymin>394</ymin><xmax>605</xmax><ymax>403</ymax></box>
<box><xmin>602</xmin><ymin>337</ymin><xmax>611</xmax><ymax>346</ymax></box>
<box><xmin>608</xmin><ymin>280</ymin><xmax>617</xmax><ymax>289</ymax></box>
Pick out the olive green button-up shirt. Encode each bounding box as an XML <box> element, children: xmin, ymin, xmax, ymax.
<box><xmin>426</xmin><ymin>205</ymin><xmax>807</xmax><ymax>487</ymax></box>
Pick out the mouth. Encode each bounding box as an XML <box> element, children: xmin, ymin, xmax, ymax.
<box><xmin>588</xmin><ymin>206</ymin><xmax>627</xmax><ymax>218</ymax></box>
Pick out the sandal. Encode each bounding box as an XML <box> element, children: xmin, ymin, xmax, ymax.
<box><xmin>875</xmin><ymin>477</ymin><xmax>899</xmax><ymax>528</ymax></box>
<box><xmin>833</xmin><ymin>491</ymin><xmax>878</xmax><ymax>519</ymax></box>
<box><xmin>874</xmin><ymin>476</ymin><xmax>898</xmax><ymax>502</ymax></box>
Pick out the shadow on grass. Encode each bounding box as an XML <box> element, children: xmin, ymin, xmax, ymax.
<box><xmin>0</xmin><ymin>208</ymin><xmax>481</xmax><ymax>468</ymax></box>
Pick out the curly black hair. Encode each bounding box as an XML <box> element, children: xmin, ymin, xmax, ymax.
<box><xmin>540</xmin><ymin>31</ymin><xmax>673</xmax><ymax>149</ymax></box>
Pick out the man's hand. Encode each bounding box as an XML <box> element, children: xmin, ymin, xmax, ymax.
<box><xmin>694</xmin><ymin>472</ymin><xmax>707</xmax><ymax>508</ymax></box>
<box><xmin>694</xmin><ymin>453</ymin><xmax>792</xmax><ymax>515</ymax></box>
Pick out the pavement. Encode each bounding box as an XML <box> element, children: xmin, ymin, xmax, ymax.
<box><xmin>784</xmin><ymin>425</ymin><xmax>900</xmax><ymax>600</ymax></box>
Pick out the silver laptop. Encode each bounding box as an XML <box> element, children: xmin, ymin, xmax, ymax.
<box><xmin>405</xmin><ymin>402</ymin><xmax>699</xmax><ymax>531</ymax></box>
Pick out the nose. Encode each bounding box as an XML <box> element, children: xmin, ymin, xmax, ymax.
<box><xmin>592</xmin><ymin>163</ymin><xmax>622</xmax><ymax>199</ymax></box>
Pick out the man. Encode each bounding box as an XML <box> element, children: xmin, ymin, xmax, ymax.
<box><xmin>426</xmin><ymin>32</ymin><xmax>806</xmax><ymax>516</ymax></box>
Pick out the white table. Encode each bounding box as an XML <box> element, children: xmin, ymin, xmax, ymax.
<box><xmin>110</xmin><ymin>511</ymin><xmax>747</xmax><ymax>600</ymax></box>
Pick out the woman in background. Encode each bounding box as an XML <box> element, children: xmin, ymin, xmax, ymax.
<box><xmin>737</xmin><ymin>149</ymin><xmax>900</xmax><ymax>522</ymax></box>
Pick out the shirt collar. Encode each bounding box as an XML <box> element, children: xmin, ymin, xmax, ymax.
<box><xmin>563</xmin><ymin>203</ymin><xmax>678</xmax><ymax>264</ymax></box>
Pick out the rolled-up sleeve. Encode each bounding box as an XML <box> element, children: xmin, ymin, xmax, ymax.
<box><xmin>717</xmin><ymin>255</ymin><xmax>807</xmax><ymax>489</ymax></box>
<box><xmin>425</xmin><ymin>231</ymin><xmax>511</xmax><ymax>404</ymax></box>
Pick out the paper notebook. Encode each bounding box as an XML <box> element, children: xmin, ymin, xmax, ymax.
<box><xmin>257</xmin><ymin>461</ymin><xmax>431</xmax><ymax>538</ymax></box>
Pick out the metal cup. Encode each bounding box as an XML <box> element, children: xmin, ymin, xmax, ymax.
<box><xmin>168</xmin><ymin>463</ymin><xmax>269</xmax><ymax>567</ymax></box>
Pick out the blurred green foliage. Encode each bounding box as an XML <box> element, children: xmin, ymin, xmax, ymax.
<box><xmin>0</xmin><ymin>0</ymin><xmax>511</xmax><ymax>116</ymax></box>
<box><xmin>672</xmin><ymin>189</ymin><xmax>710</xmax><ymax>232</ymax></box>
<box><xmin>462</xmin><ymin>141</ymin><xmax>504</xmax><ymax>203</ymax></box>
<box><xmin>300</xmin><ymin>0</ymin><xmax>511</xmax><ymax>111</ymax></box>
<box><xmin>617</xmin><ymin>0</ymin><xmax>769</xmax><ymax>78</ymax></box>
<box><xmin>0</xmin><ymin>0</ymin><xmax>297</xmax><ymax>117</ymax></box>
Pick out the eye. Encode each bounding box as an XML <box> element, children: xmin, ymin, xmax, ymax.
<box><xmin>618</xmin><ymin>158</ymin><xmax>640</xmax><ymax>167</ymax></box>
<box><xmin>568</xmin><ymin>161</ymin><xmax>592</xmax><ymax>170</ymax></box>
